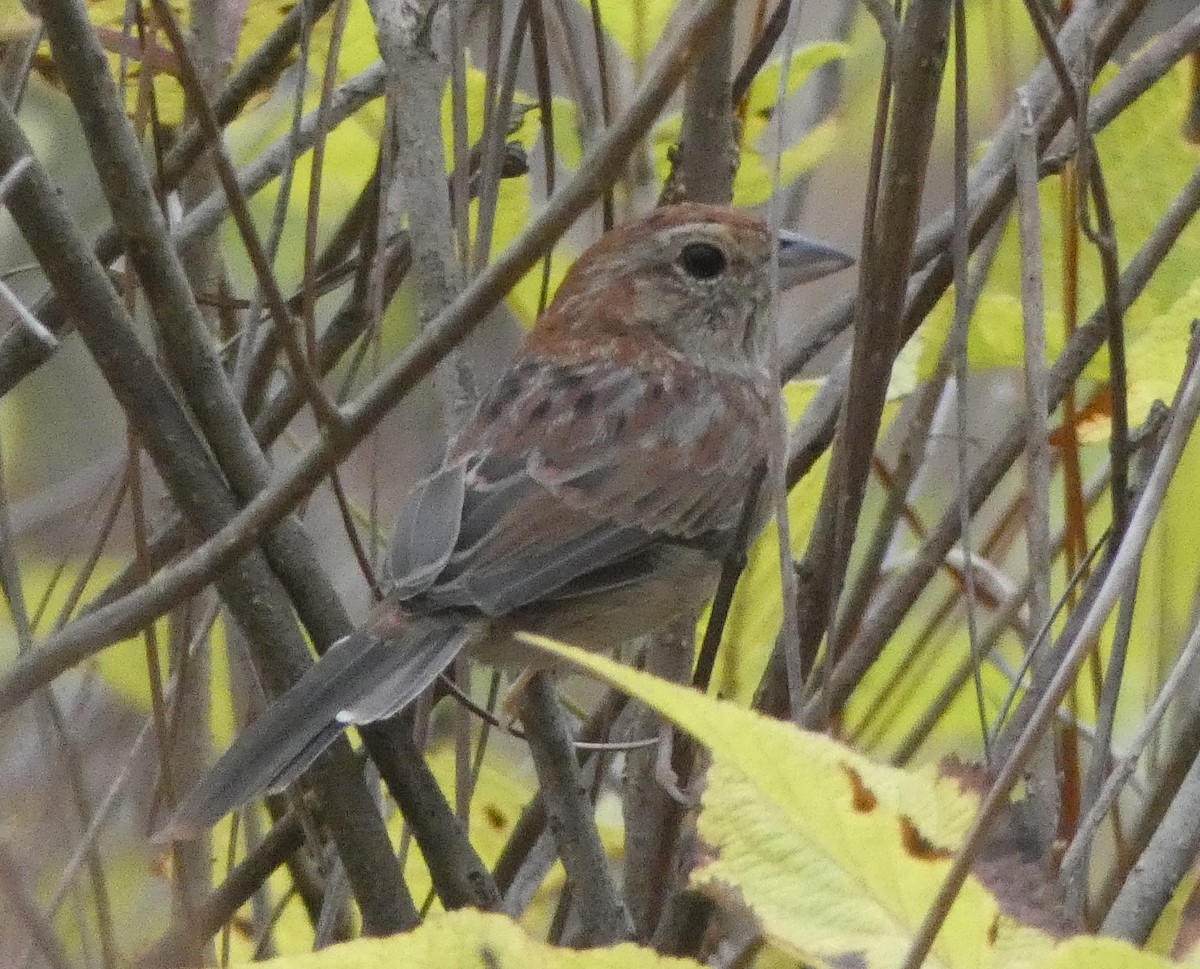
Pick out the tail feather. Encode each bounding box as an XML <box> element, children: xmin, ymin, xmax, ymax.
<box><xmin>159</xmin><ymin>621</ymin><xmax>468</xmax><ymax>841</ymax></box>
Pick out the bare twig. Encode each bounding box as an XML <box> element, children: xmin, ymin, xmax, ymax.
<box><xmin>0</xmin><ymin>842</ymin><xmax>75</xmax><ymax>969</ymax></box>
<box><xmin>672</xmin><ymin>3</ymin><xmax>735</xmax><ymax>204</ymax></box>
<box><xmin>371</xmin><ymin>0</ymin><xmax>472</xmax><ymax>427</ymax></box>
<box><xmin>900</xmin><ymin>272</ymin><xmax>1200</xmax><ymax>969</ymax></box>
<box><xmin>948</xmin><ymin>0</ymin><xmax>989</xmax><ymax>766</ymax></box>
<box><xmin>520</xmin><ymin>673</ymin><xmax>630</xmax><ymax>945</ymax></box>
<box><xmin>1062</xmin><ymin>577</ymin><xmax>1200</xmax><ymax>901</ymax></box>
<box><xmin>796</xmin><ymin>0</ymin><xmax>953</xmax><ymax>724</ymax></box>
<box><xmin>804</xmin><ymin>163</ymin><xmax>1200</xmax><ymax>725</ymax></box>
<box><xmin>0</xmin><ymin>0</ymin><xmax>339</xmax><ymax>386</ymax></box>
<box><xmin>1014</xmin><ymin>87</ymin><xmax>1057</xmax><ymax>853</ymax></box>
<box><xmin>0</xmin><ymin>91</ymin><xmax>415</xmax><ymax>936</ymax></box>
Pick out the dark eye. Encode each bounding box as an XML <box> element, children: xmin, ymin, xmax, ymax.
<box><xmin>679</xmin><ymin>241</ymin><xmax>727</xmax><ymax>280</ymax></box>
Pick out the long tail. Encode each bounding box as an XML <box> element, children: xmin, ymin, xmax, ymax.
<box><xmin>161</xmin><ymin>618</ymin><xmax>470</xmax><ymax>841</ymax></box>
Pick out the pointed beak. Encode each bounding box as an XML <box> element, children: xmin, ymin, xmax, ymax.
<box><xmin>777</xmin><ymin>230</ymin><xmax>855</xmax><ymax>287</ymax></box>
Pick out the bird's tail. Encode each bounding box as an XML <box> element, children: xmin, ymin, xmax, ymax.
<box><xmin>160</xmin><ymin>614</ymin><xmax>471</xmax><ymax>841</ymax></box>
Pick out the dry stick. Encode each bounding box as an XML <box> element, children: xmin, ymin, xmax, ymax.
<box><xmin>54</xmin><ymin>2</ymin><xmax>497</xmax><ymax>918</ymax></box>
<box><xmin>1102</xmin><ymin>693</ymin><xmax>1200</xmax><ymax>940</ymax></box>
<box><xmin>1061</xmin><ymin>408</ymin><xmax>1171</xmax><ymax>912</ymax></box>
<box><xmin>1062</xmin><ymin>591</ymin><xmax>1200</xmax><ymax>902</ymax></box>
<box><xmin>471</xmin><ymin>5</ymin><xmax>528</xmax><ymax>277</ymax></box>
<box><xmin>169</xmin><ymin>63</ymin><xmax>385</xmax><ymax>274</ymax></box>
<box><xmin>896</xmin><ymin>177</ymin><xmax>1200</xmax><ymax>969</ymax></box>
<box><xmin>230</xmin><ymin>0</ymin><xmax>313</xmax><ymax>403</ymax></box>
<box><xmin>0</xmin><ymin>0</ymin><xmax>741</xmax><ymax>721</ymax></box>
<box><xmin>11</xmin><ymin>145</ymin><xmax>512</xmax><ymax>704</ymax></box>
<box><xmin>0</xmin><ymin>843</ymin><xmax>75</xmax><ymax>969</ymax></box>
<box><xmin>831</xmin><ymin>219</ymin><xmax>1006</xmax><ymax>666</ymax></box>
<box><xmin>621</xmin><ymin>3</ymin><xmax>738</xmax><ymax>944</ymax></box>
<box><xmin>674</xmin><ymin>2</ymin><xmax>735</xmax><ymax>205</ymax></box>
<box><xmin>0</xmin><ymin>433</ymin><xmax>120</xmax><ymax>969</ymax></box>
<box><xmin>520</xmin><ymin>673</ymin><xmax>631</xmax><ymax>945</ymax></box>
<box><xmin>586</xmin><ymin>0</ymin><xmax>615</xmax><ymax>230</ymax></box>
<box><xmin>372</xmin><ymin>0</ymin><xmax>473</xmax><ymax>429</ymax></box>
<box><xmin>1015</xmin><ymin>87</ymin><xmax>1058</xmax><ymax>853</ymax></box>
<box><xmin>150</xmin><ymin>0</ymin><xmax>344</xmax><ymax>430</ymax></box>
<box><xmin>492</xmin><ymin>689</ymin><xmax>627</xmax><ymax>894</ymax></box>
<box><xmin>890</xmin><ymin>463</ymin><xmax>1111</xmax><ymax>765</ymax></box>
<box><xmin>301</xmin><ymin>0</ymin><xmax>351</xmax><ymax>364</ymax></box>
<box><xmin>44</xmin><ymin>0</ymin><xmax>418</xmax><ymax>927</ymax></box>
<box><xmin>809</xmin><ymin>163</ymin><xmax>1200</xmax><ymax>730</ymax></box>
<box><xmin>0</xmin><ymin>98</ymin><xmax>416</xmax><ymax>952</ymax></box>
<box><xmin>524</xmin><ymin>0</ymin><xmax>558</xmax><ymax>317</ymax></box>
<box><xmin>949</xmin><ymin>0</ymin><xmax>989</xmax><ymax>765</ymax></box>
<box><xmin>0</xmin><ymin>0</ymin><xmax>337</xmax><ymax>389</ymax></box>
<box><xmin>145</xmin><ymin>813</ymin><xmax>306</xmax><ymax>968</ymax></box>
<box><xmin>780</xmin><ymin>0</ymin><xmax>1193</xmax><ymax>384</ymax></box>
<box><xmin>796</xmin><ymin>0</ymin><xmax>953</xmax><ymax>725</ymax></box>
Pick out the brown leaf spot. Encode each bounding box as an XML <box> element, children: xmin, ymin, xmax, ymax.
<box><xmin>482</xmin><ymin>804</ymin><xmax>507</xmax><ymax>832</ymax></box>
<box><xmin>841</xmin><ymin>764</ymin><xmax>878</xmax><ymax>813</ymax></box>
<box><xmin>987</xmin><ymin>914</ymin><xmax>1000</xmax><ymax>945</ymax></box>
<box><xmin>899</xmin><ymin>816</ymin><xmax>953</xmax><ymax>862</ymax></box>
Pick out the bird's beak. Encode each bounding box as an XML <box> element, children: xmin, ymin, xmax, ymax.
<box><xmin>777</xmin><ymin>230</ymin><xmax>855</xmax><ymax>287</ymax></box>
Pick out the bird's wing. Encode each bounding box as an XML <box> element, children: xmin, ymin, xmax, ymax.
<box><xmin>390</xmin><ymin>353</ymin><xmax>773</xmax><ymax>618</ymax></box>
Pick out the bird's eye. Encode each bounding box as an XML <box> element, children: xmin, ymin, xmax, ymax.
<box><xmin>679</xmin><ymin>241</ymin><xmax>727</xmax><ymax>280</ymax></box>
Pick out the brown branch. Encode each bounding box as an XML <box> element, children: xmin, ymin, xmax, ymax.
<box><xmin>519</xmin><ymin>673</ymin><xmax>630</xmax><ymax>945</ymax></box>
<box><xmin>807</xmin><ymin>163</ymin><xmax>1200</xmax><ymax>726</ymax></box>
<box><xmin>794</xmin><ymin>0</ymin><xmax>953</xmax><ymax>723</ymax></box>
<box><xmin>0</xmin><ymin>84</ymin><xmax>415</xmax><ymax>937</ymax></box>
<box><xmin>902</xmin><ymin>307</ymin><xmax>1200</xmax><ymax>969</ymax></box>
<box><xmin>0</xmin><ymin>0</ymin><xmax>338</xmax><ymax>389</ymax></box>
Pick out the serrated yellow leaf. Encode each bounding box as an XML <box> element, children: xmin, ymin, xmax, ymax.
<box><xmin>519</xmin><ymin>637</ymin><xmax>1059</xmax><ymax>969</ymax></box>
<box><xmin>1037</xmin><ymin>936</ymin><xmax>1177</xmax><ymax>969</ymax></box>
<box><xmin>236</xmin><ymin>908</ymin><xmax>702</xmax><ymax>968</ymax></box>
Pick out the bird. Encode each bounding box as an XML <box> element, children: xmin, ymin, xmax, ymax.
<box><xmin>163</xmin><ymin>203</ymin><xmax>852</xmax><ymax>839</ymax></box>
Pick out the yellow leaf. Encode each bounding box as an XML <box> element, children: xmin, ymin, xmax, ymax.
<box><xmin>1037</xmin><ymin>936</ymin><xmax>1177</xmax><ymax>969</ymax></box>
<box><xmin>743</xmin><ymin>42</ymin><xmax>849</xmax><ymax>119</ymax></box>
<box><xmin>573</xmin><ymin>0</ymin><xmax>676</xmax><ymax>65</ymax></box>
<box><xmin>60</xmin><ymin>0</ymin><xmax>380</xmax><ymax>127</ymax></box>
<box><xmin>236</xmin><ymin>908</ymin><xmax>702</xmax><ymax>968</ymax></box>
<box><xmin>0</xmin><ymin>0</ymin><xmax>35</xmax><ymax>40</ymax></box>
<box><xmin>519</xmin><ymin>636</ymin><xmax>1059</xmax><ymax>969</ymax></box>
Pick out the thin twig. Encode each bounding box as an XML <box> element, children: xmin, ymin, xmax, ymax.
<box><xmin>520</xmin><ymin>673</ymin><xmax>630</xmax><ymax>945</ymax></box>
<box><xmin>900</xmin><ymin>291</ymin><xmax>1200</xmax><ymax>969</ymax></box>
<box><xmin>1014</xmin><ymin>86</ymin><xmax>1058</xmax><ymax>852</ymax></box>
<box><xmin>807</xmin><ymin>163</ymin><xmax>1200</xmax><ymax>726</ymax></box>
<box><xmin>0</xmin><ymin>89</ymin><xmax>416</xmax><ymax>934</ymax></box>
<box><xmin>797</xmin><ymin>0</ymin><xmax>954</xmax><ymax>725</ymax></box>
<box><xmin>949</xmin><ymin>0</ymin><xmax>989</xmax><ymax>765</ymax></box>
<box><xmin>1062</xmin><ymin>573</ymin><xmax>1200</xmax><ymax>899</ymax></box>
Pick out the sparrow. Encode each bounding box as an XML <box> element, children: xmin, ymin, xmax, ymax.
<box><xmin>165</xmin><ymin>203</ymin><xmax>852</xmax><ymax>838</ymax></box>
